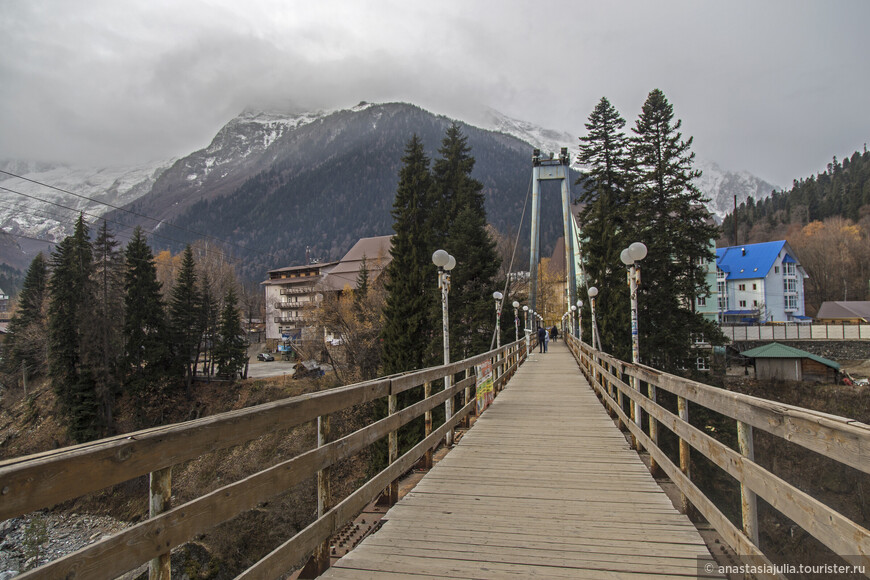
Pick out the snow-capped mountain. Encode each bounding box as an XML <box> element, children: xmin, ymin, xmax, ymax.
<box><xmin>694</xmin><ymin>159</ymin><xmax>779</xmax><ymax>221</ymax></box>
<box><xmin>478</xmin><ymin>107</ymin><xmax>576</xmax><ymax>159</ymax></box>
<box><xmin>0</xmin><ymin>159</ymin><xmax>174</xmax><ymax>241</ymax></box>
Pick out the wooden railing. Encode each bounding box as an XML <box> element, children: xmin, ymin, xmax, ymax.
<box><xmin>0</xmin><ymin>339</ymin><xmax>528</xmax><ymax>579</ymax></box>
<box><xmin>565</xmin><ymin>334</ymin><xmax>870</xmax><ymax>578</ymax></box>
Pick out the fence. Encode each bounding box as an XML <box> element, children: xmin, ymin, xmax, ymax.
<box><xmin>565</xmin><ymin>334</ymin><xmax>870</xmax><ymax>578</ymax></box>
<box><xmin>723</xmin><ymin>323</ymin><xmax>870</xmax><ymax>342</ymax></box>
<box><xmin>0</xmin><ymin>339</ymin><xmax>528</xmax><ymax>579</ymax></box>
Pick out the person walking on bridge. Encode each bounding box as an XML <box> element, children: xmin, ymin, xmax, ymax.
<box><xmin>537</xmin><ymin>326</ymin><xmax>547</xmax><ymax>353</ymax></box>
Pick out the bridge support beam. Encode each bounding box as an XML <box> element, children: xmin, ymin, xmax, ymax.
<box><xmin>529</xmin><ymin>149</ymin><xmax>577</xmax><ymax>322</ymax></box>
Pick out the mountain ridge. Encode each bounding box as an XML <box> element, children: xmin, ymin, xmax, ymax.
<box><xmin>0</xmin><ymin>101</ymin><xmax>777</xmax><ymax>275</ymax></box>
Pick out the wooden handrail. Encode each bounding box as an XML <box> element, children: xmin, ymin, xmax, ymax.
<box><xmin>4</xmin><ymin>339</ymin><xmax>527</xmax><ymax>579</ymax></box>
<box><xmin>565</xmin><ymin>334</ymin><xmax>870</xmax><ymax>573</ymax></box>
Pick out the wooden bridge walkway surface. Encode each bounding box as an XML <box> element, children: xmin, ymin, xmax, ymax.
<box><xmin>321</xmin><ymin>341</ymin><xmax>717</xmax><ymax>579</ymax></box>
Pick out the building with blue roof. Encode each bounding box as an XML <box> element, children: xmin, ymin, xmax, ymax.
<box><xmin>715</xmin><ymin>240</ymin><xmax>808</xmax><ymax>324</ymax></box>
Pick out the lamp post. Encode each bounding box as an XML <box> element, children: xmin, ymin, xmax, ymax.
<box><xmin>620</xmin><ymin>241</ymin><xmax>648</xmax><ymax>366</ymax></box>
<box><xmin>576</xmin><ymin>299</ymin><xmax>583</xmax><ymax>343</ymax></box>
<box><xmin>432</xmin><ymin>249</ymin><xmax>456</xmax><ymax>445</ymax></box>
<box><xmin>512</xmin><ymin>301</ymin><xmax>520</xmax><ymax>342</ymax></box>
<box><xmin>493</xmin><ymin>291</ymin><xmax>504</xmax><ymax>349</ymax></box>
<box><xmin>620</xmin><ymin>241</ymin><xmax>648</xmax><ymax>452</ymax></box>
<box><xmin>588</xmin><ymin>287</ymin><xmax>599</xmax><ymax>350</ymax></box>
<box><xmin>522</xmin><ymin>305</ymin><xmax>529</xmax><ymax>331</ymax></box>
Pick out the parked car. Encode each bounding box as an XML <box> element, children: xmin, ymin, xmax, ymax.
<box><xmin>257</xmin><ymin>353</ymin><xmax>275</xmax><ymax>362</ymax></box>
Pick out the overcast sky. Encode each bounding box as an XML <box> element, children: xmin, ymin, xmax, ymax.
<box><xmin>1</xmin><ymin>0</ymin><xmax>867</xmax><ymax>186</ymax></box>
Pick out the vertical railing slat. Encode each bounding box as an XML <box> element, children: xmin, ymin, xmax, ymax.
<box><xmin>149</xmin><ymin>467</ymin><xmax>172</xmax><ymax>580</ymax></box>
<box><xmin>738</xmin><ymin>421</ymin><xmax>759</xmax><ymax>545</ymax></box>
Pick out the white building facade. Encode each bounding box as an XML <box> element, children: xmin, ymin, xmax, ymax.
<box><xmin>716</xmin><ymin>240</ymin><xmax>808</xmax><ymax>324</ymax></box>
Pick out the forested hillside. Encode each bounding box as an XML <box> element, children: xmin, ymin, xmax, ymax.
<box><xmin>721</xmin><ymin>148</ymin><xmax>870</xmax><ymax>245</ymax></box>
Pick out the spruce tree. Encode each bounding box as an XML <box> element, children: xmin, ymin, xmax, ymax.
<box><xmin>576</xmin><ymin>97</ymin><xmax>633</xmax><ymax>358</ymax></box>
<box><xmin>432</xmin><ymin>123</ymin><xmax>501</xmax><ymax>360</ymax></box>
<box><xmin>47</xmin><ymin>215</ymin><xmax>100</xmax><ymax>442</ymax></box>
<box><xmin>213</xmin><ymin>287</ymin><xmax>247</xmax><ymax>379</ymax></box>
<box><xmin>627</xmin><ymin>89</ymin><xmax>722</xmax><ymax>371</ymax></box>
<box><xmin>381</xmin><ymin>134</ymin><xmax>436</xmax><ymax>375</ymax></box>
<box><xmin>4</xmin><ymin>253</ymin><xmax>48</xmax><ymax>384</ymax></box>
<box><xmin>123</xmin><ymin>227</ymin><xmax>173</xmax><ymax>391</ymax></box>
<box><xmin>198</xmin><ymin>270</ymin><xmax>219</xmax><ymax>378</ymax></box>
<box><xmin>169</xmin><ymin>245</ymin><xmax>201</xmax><ymax>393</ymax></box>
<box><xmin>86</xmin><ymin>220</ymin><xmax>125</xmax><ymax>432</ymax></box>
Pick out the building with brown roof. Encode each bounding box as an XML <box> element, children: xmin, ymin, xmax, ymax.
<box><xmin>262</xmin><ymin>235</ymin><xmax>394</xmax><ymax>343</ymax></box>
<box><xmin>815</xmin><ymin>301</ymin><xmax>870</xmax><ymax>324</ymax></box>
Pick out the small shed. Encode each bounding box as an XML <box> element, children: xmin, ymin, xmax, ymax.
<box><xmin>740</xmin><ymin>342</ymin><xmax>840</xmax><ymax>383</ymax></box>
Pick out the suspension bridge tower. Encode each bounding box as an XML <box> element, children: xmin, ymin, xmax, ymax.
<box><xmin>528</xmin><ymin>147</ymin><xmax>579</xmax><ymax>322</ymax></box>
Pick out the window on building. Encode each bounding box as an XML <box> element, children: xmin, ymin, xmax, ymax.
<box><xmin>697</xmin><ymin>297</ymin><xmax>706</xmax><ymax>307</ymax></box>
<box><xmin>785</xmin><ymin>295</ymin><xmax>797</xmax><ymax>311</ymax></box>
<box><xmin>738</xmin><ymin>283</ymin><xmax>746</xmax><ymax>291</ymax></box>
<box><xmin>752</xmin><ymin>283</ymin><xmax>757</xmax><ymax>290</ymax></box>
<box><xmin>696</xmin><ymin>356</ymin><xmax>710</xmax><ymax>371</ymax></box>
<box><xmin>739</xmin><ymin>300</ymin><xmax>746</xmax><ymax>307</ymax></box>
<box><xmin>753</xmin><ymin>300</ymin><xmax>758</xmax><ymax>306</ymax></box>
<box><xmin>774</xmin><ymin>266</ymin><xmax>779</xmax><ymax>274</ymax></box>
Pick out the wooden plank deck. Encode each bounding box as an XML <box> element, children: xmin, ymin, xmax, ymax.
<box><xmin>321</xmin><ymin>340</ymin><xmax>718</xmax><ymax>579</ymax></box>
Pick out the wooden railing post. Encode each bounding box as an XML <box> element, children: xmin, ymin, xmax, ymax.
<box><xmin>313</xmin><ymin>414</ymin><xmax>332</xmax><ymax>574</ymax></box>
<box><xmin>463</xmin><ymin>368</ymin><xmax>471</xmax><ymax>428</ymax></box>
<box><xmin>149</xmin><ymin>467</ymin><xmax>172</xmax><ymax>580</ymax></box>
<box><xmin>424</xmin><ymin>381</ymin><xmax>434</xmax><ymax>467</ymax></box>
<box><xmin>738</xmin><ymin>421</ymin><xmax>759</xmax><ymax>545</ymax></box>
<box><xmin>387</xmin><ymin>392</ymin><xmax>399</xmax><ymax>504</ymax></box>
<box><xmin>648</xmin><ymin>382</ymin><xmax>659</xmax><ymax>475</ymax></box>
<box><xmin>629</xmin><ymin>373</ymin><xmax>639</xmax><ymax>449</ymax></box>
<box><xmin>616</xmin><ymin>364</ymin><xmax>626</xmax><ymax>431</ymax></box>
<box><xmin>677</xmin><ymin>396</ymin><xmax>691</xmax><ymax>514</ymax></box>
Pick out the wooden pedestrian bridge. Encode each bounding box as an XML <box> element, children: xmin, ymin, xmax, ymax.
<box><xmin>2</xmin><ymin>336</ymin><xmax>868</xmax><ymax>579</ymax></box>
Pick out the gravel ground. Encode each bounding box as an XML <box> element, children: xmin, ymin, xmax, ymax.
<box><xmin>0</xmin><ymin>512</ymin><xmax>128</xmax><ymax>576</ymax></box>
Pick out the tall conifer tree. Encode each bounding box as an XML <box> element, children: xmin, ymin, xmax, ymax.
<box><xmin>627</xmin><ymin>89</ymin><xmax>722</xmax><ymax>371</ymax></box>
<box><xmin>170</xmin><ymin>245</ymin><xmax>201</xmax><ymax>393</ymax></box>
<box><xmin>381</xmin><ymin>134</ymin><xmax>436</xmax><ymax>374</ymax></box>
<box><xmin>3</xmin><ymin>253</ymin><xmax>48</xmax><ymax>382</ymax></box>
<box><xmin>213</xmin><ymin>287</ymin><xmax>247</xmax><ymax>378</ymax></box>
<box><xmin>198</xmin><ymin>270</ymin><xmax>219</xmax><ymax>378</ymax></box>
<box><xmin>48</xmin><ymin>215</ymin><xmax>100</xmax><ymax>442</ymax></box>
<box><xmin>87</xmin><ymin>220</ymin><xmax>125</xmax><ymax>431</ymax></box>
<box><xmin>576</xmin><ymin>97</ymin><xmax>633</xmax><ymax>358</ymax></box>
<box><xmin>123</xmin><ymin>227</ymin><xmax>173</xmax><ymax>390</ymax></box>
<box><xmin>431</xmin><ymin>123</ymin><xmax>501</xmax><ymax>360</ymax></box>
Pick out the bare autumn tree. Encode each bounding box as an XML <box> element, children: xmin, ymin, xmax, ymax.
<box><xmin>307</xmin><ymin>264</ymin><xmax>386</xmax><ymax>384</ymax></box>
<box><xmin>790</xmin><ymin>216</ymin><xmax>869</xmax><ymax>311</ymax></box>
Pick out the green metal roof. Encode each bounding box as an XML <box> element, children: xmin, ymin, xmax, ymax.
<box><xmin>740</xmin><ymin>342</ymin><xmax>841</xmax><ymax>370</ymax></box>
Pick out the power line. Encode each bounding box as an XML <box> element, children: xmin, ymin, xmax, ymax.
<box><xmin>0</xmin><ymin>185</ymin><xmax>241</xmax><ymax>264</ymax></box>
<box><xmin>0</xmin><ymin>168</ymin><xmax>254</xmax><ymax>255</ymax></box>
